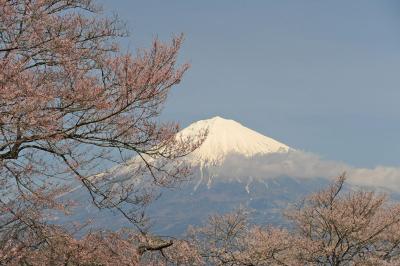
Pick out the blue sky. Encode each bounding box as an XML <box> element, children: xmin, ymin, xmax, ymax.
<box><xmin>100</xmin><ymin>0</ymin><xmax>400</xmax><ymax>168</ymax></box>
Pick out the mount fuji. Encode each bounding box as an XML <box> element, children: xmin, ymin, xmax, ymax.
<box><xmin>63</xmin><ymin>116</ymin><xmax>337</xmax><ymax>235</ymax></box>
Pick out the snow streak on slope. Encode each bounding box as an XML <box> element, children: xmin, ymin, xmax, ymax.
<box><xmin>178</xmin><ymin>116</ymin><xmax>290</xmax><ymax>166</ymax></box>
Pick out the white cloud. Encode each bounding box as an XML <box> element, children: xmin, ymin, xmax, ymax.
<box><xmin>200</xmin><ymin>150</ymin><xmax>400</xmax><ymax>192</ymax></box>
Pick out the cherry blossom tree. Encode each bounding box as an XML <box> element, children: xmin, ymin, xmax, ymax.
<box><xmin>287</xmin><ymin>173</ymin><xmax>400</xmax><ymax>265</ymax></box>
<box><xmin>189</xmin><ymin>208</ymin><xmax>296</xmax><ymax>266</ymax></box>
<box><xmin>2</xmin><ymin>223</ymin><xmax>202</xmax><ymax>266</ymax></box>
<box><xmin>0</xmin><ymin>0</ymin><xmax>204</xmax><ymax>263</ymax></box>
<box><xmin>190</xmin><ymin>174</ymin><xmax>400</xmax><ymax>266</ymax></box>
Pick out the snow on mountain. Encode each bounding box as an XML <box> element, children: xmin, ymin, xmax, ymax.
<box><xmin>99</xmin><ymin>116</ymin><xmax>291</xmax><ymax>181</ymax></box>
<box><xmin>178</xmin><ymin>116</ymin><xmax>290</xmax><ymax>166</ymax></box>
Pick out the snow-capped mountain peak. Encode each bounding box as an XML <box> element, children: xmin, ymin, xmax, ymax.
<box><xmin>178</xmin><ymin>116</ymin><xmax>290</xmax><ymax>165</ymax></box>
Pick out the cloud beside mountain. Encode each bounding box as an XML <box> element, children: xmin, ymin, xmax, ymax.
<box><xmin>202</xmin><ymin>150</ymin><xmax>400</xmax><ymax>192</ymax></box>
